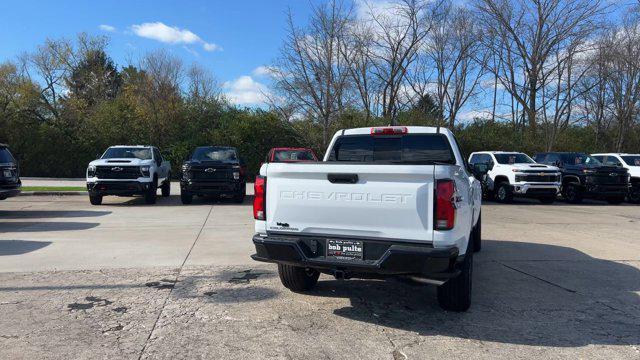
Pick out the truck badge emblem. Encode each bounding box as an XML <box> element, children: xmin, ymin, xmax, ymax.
<box><xmin>205</xmin><ymin>168</ymin><xmax>216</xmax><ymax>173</ymax></box>
<box><xmin>111</xmin><ymin>167</ymin><xmax>123</xmax><ymax>172</ymax></box>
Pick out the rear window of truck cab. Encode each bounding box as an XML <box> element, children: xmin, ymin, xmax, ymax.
<box><xmin>327</xmin><ymin>134</ymin><xmax>455</xmax><ymax>164</ymax></box>
<box><xmin>273</xmin><ymin>149</ymin><xmax>316</xmax><ymax>162</ymax></box>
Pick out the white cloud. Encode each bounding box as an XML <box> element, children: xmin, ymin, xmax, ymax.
<box><xmin>203</xmin><ymin>42</ymin><xmax>221</xmax><ymax>52</ymax></box>
<box><xmin>457</xmin><ymin>109</ymin><xmax>492</xmax><ymax>122</ymax></box>
<box><xmin>130</xmin><ymin>22</ymin><xmax>222</xmax><ymax>52</ymax></box>
<box><xmin>252</xmin><ymin>65</ymin><xmax>276</xmax><ymax>77</ymax></box>
<box><xmin>223</xmin><ymin>76</ymin><xmax>269</xmax><ymax>106</ymax></box>
<box><xmin>355</xmin><ymin>0</ymin><xmax>407</xmax><ymax>25</ymax></box>
<box><xmin>99</xmin><ymin>24</ymin><xmax>116</xmax><ymax>32</ymax></box>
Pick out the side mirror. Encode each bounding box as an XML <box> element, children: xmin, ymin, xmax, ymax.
<box><xmin>486</xmin><ymin>162</ymin><xmax>494</xmax><ymax>171</ymax></box>
<box><xmin>471</xmin><ymin>163</ymin><xmax>489</xmax><ymax>179</ymax></box>
<box><xmin>554</xmin><ymin>161</ymin><xmax>562</xmax><ymax>167</ymax></box>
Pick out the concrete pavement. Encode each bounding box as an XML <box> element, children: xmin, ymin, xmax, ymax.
<box><xmin>0</xmin><ymin>195</ymin><xmax>638</xmax><ymax>359</ymax></box>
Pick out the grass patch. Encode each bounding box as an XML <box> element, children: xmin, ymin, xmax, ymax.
<box><xmin>22</xmin><ymin>186</ymin><xmax>87</xmax><ymax>192</ymax></box>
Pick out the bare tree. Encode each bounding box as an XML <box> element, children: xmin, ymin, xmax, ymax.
<box><xmin>475</xmin><ymin>0</ymin><xmax>607</xmax><ymax>131</ymax></box>
<box><xmin>139</xmin><ymin>49</ymin><xmax>184</xmax><ymax>145</ymax></box>
<box><xmin>186</xmin><ymin>63</ymin><xmax>220</xmax><ymax>102</ymax></box>
<box><xmin>360</xmin><ymin>0</ymin><xmax>434</xmax><ymax>124</ymax></box>
<box><xmin>340</xmin><ymin>21</ymin><xmax>377</xmax><ymax>120</ymax></box>
<box><xmin>423</xmin><ymin>1</ymin><xmax>487</xmax><ymax>127</ymax></box>
<box><xmin>270</xmin><ymin>0</ymin><xmax>353</xmax><ymax>146</ymax></box>
<box><xmin>603</xmin><ymin>15</ymin><xmax>640</xmax><ymax>151</ymax></box>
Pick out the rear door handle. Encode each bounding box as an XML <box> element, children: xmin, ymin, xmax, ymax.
<box><xmin>327</xmin><ymin>173</ymin><xmax>359</xmax><ymax>184</ymax></box>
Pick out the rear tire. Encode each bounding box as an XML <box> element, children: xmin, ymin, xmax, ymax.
<box><xmin>563</xmin><ymin>183</ymin><xmax>583</xmax><ymax>204</ymax></box>
<box><xmin>181</xmin><ymin>190</ymin><xmax>193</xmax><ymax>204</ymax></box>
<box><xmin>437</xmin><ymin>244</ymin><xmax>473</xmax><ymax>312</ymax></box>
<box><xmin>472</xmin><ymin>213</ymin><xmax>482</xmax><ymax>252</ymax></box>
<box><xmin>161</xmin><ymin>176</ymin><xmax>171</xmax><ymax>197</ymax></box>
<box><xmin>278</xmin><ymin>264</ymin><xmax>320</xmax><ymax>292</ymax></box>
<box><xmin>144</xmin><ymin>179</ymin><xmax>157</xmax><ymax>204</ymax></box>
<box><xmin>628</xmin><ymin>192</ymin><xmax>640</xmax><ymax>204</ymax></box>
<box><xmin>495</xmin><ymin>182</ymin><xmax>513</xmax><ymax>203</ymax></box>
<box><xmin>89</xmin><ymin>195</ymin><xmax>102</xmax><ymax>205</ymax></box>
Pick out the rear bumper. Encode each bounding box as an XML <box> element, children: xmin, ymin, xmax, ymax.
<box><xmin>87</xmin><ymin>181</ymin><xmax>151</xmax><ymax>196</ymax></box>
<box><xmin>181</xmin><ymin>180</ymin><xmax>244</xmax><ymax>195</ymax></box>
<box><xmin>251</xmin><ymin>233</ymin><xmax>460</xmax><ymax>280</ymax></box>
<box><xmin>511</xmin><ymin>183</ymin><xmax>559</xmax><ymax>196</ymax></box>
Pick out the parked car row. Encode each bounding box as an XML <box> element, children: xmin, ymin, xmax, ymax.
<box><xmin>84</xmin><ymin>145</ymin><xmax>320</xmax><ymax>205</ymax></box>
<box><xmin>4</xmin><ymin>126</ymin><xmax>638</xmax><ymax>313</ymax></box>
<box><xmin>469</xmin><ymin>151</ymin><xmax>638</xmax><ymax>204</ymax></box>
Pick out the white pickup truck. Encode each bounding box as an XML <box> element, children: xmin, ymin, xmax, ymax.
<box><xmin>251</xmin><ymin>126</ymin><xmax>485</xmax><ymax>311</ymax></box>
<box><xmin>468</xmin><ymin>151</ymin><xmax>561</xmax><ymax>204</ymax></box>
<box><xmin>86</xmin><ymin>145</ymin><xmax>171</xmax><ymax>205</ymax></box>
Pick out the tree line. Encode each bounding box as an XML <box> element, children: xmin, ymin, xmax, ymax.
<box><xmin>1</xmin><ymin>0</ymin><xmax>639</xmax><ymax>178</ymax></box>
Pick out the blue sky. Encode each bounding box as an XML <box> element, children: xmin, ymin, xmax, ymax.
<box><xmin>0</xmin><ymin>0</ymin><xmax>321</xmax><ymax>105</ymax></box>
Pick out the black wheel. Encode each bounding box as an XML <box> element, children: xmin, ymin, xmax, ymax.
<box><xmin>144</xmin><ymin>179</ymin><xmax>157</xmax><ymax>204</ymax></box>
<box><xmin>606</xmin><ymin>196</ymin><xmax>625</xmax><ymax>205</ymax></box>
<box><xmin>538</xmin><ymin>196</ymin><xmax>556</xmax><ymax>204</ymax></box>
<box><xmin>437</xmin><ymin>242</ymin><xmax>473</xmax><ymax>312</ymax></box>
<box><xmin>89</xmin><ymin>195</ymin><xmax>103</xmax><ymax>205</ymax></box>
<box><xmin>277</xmin><ymin>264</ymin><xmax>320</xmax><ymax>292</ymax></box>
<box><xmin>161</xmin><ymin>175</ymin><xmax>171</xmax><ymax>197</ymax></box>
<box><xmin>495</xmin><ymin>182</ymin><xmax>513</xmax><ymax>203</ymax></box>
<box><xmin>628</xmin><ymin>192</ymin><xmax>640</xmax><ymax>204</ymax></box>
<box><xmin>181</xmin><ymin>190</ymin><xmax>193</xmax><ymax>204</ymax></box>
<box><xmin>472</xmin><ymin>213</ymin><xmax>481</xmax><ymax>253</ymax></box>
<box><xmin>563</xmin><ymin>183</ymin><xmax>583</xmax><ymax>204</ymax></box>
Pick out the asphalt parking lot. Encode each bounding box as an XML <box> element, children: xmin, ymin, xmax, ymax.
<box><xmin>0</xmin><ymin>195</ymin><xmax>639</xmax><ymax>359</ymax></box>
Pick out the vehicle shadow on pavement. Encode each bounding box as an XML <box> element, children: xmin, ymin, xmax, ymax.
<box><xmin>308</xmin><ymin>240</ymin><xmax>640</xmax><ymax>347</ymax></box>
<box><xmin>0</xmin><ymin>240</ymin><xmax>51</xmax><ymax>256</ymax></box>
<box><xmin>172</xmin><ymin>268</ymin><xmax>280</xmax><ymax>303</ymax></box>
<box><xmin>0</xmin><ymin>210</ymin><xmax>111</xmax><ymax>219</ymax></box>
<box><xmin>0</xmin><ymin>221</ymin><xmax>100</xmax><ymax>232</ymax></box>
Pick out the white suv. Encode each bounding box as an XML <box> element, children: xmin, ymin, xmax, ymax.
<box><xmin>592</xmin><ymin>153</ymin><xmax>640</xmax><ymax>203</ymax></box>
<box><xmin>469</xmin><ymin>151</ymin><xmax>560</xmax><ymax>203</ymax></box>
<box><xmin>86</xmin><ymin>145</ymin><xmax>171</xmax><ymax>205</ymax></box>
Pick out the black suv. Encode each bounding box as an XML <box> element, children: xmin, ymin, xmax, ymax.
<box><xmin>180</xmin><ymin>146</ymin><xmax>247</xmax><ymax>204</ymax></box>
<box><xmin>534</xmin><ymin>152</ymin><xmax>628</xmax><ymax>204</ymax></box>
<box><xmin>0</xmin><ymin>144</ymin><xmax>21</xmax><ymax>200</ymax></box>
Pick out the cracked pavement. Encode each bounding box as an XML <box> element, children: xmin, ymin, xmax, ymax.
<box><xmin>0</xmin><ymin>195</ymin><xmax>639</xmax><ymax>359</ymax></box>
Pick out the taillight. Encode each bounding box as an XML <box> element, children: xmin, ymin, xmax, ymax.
<box><xmin>253</xmin><ymin>176</ymin><xmax>266</xmax><ymax>220</ymax></box>
<box><xmin>370</xmin><ymin>126</ymin><xmax>408</xmax><ymax>135</ymax></box>
<box><xmin>434</xmin><ymin>179</ymin><xmax>456</xmax><ymax>230</ymax></box>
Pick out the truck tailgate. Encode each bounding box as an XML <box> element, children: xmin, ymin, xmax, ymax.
<box><xmin>264</xmin><ymin>163</ymin><xmax>435</xmax><ymax>242</ymax></box>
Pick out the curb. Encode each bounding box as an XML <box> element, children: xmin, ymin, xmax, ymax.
<box><xmin>19</xmin><ymin>191</ymin><xmax>87</xmax><ymax>196</ymax></box>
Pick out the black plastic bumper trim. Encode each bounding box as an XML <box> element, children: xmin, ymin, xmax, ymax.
<box><xmin>251</xmin><ymin>234</ymin><xmax>460</xmax><ymax>280</ymax></box>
